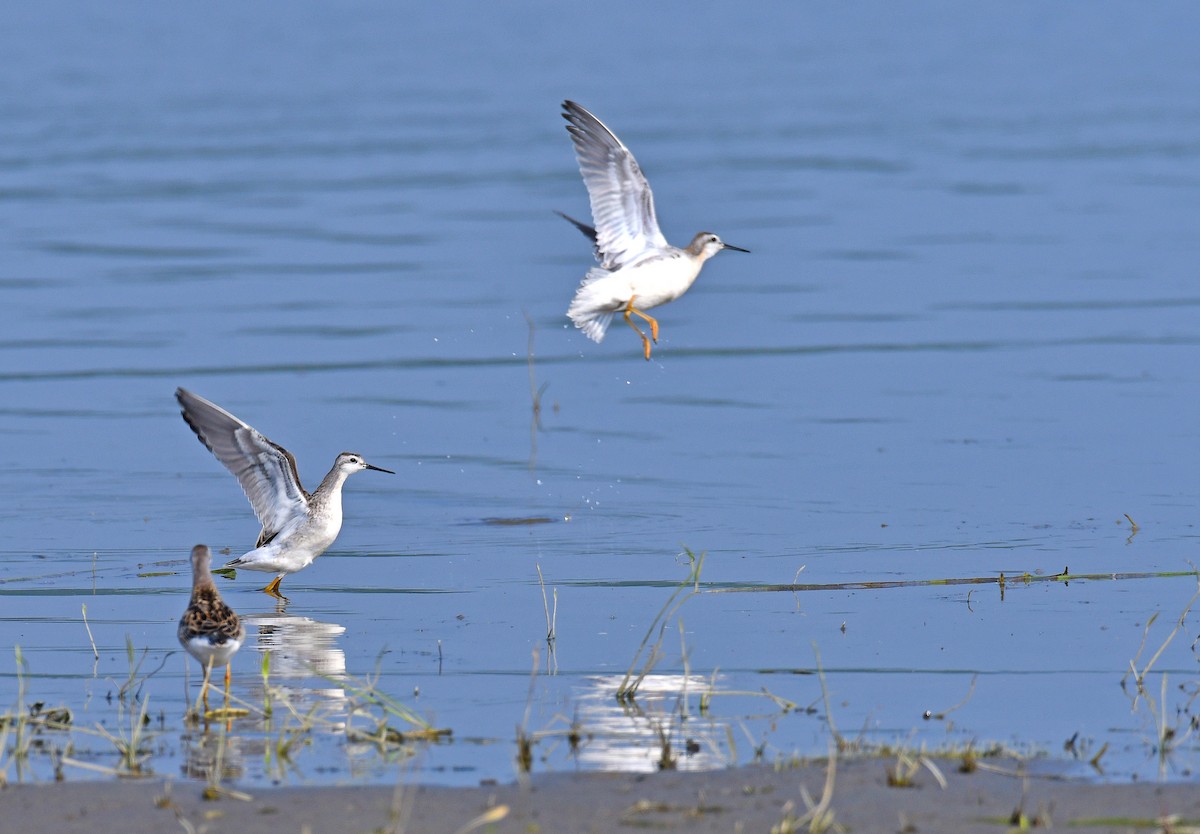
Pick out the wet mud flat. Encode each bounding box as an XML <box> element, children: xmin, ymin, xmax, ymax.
<box><xmin>3</xmin><ymin>758</ymin><xmax>1198</xmax><ymax>834</ymax></box>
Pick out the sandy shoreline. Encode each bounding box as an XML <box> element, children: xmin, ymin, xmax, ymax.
<box><xmin>2</xmin><ymin>759</ymin><xmax>1198</xmax><ymax>834</ymax></box>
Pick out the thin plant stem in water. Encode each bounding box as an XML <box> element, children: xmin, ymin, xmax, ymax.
<box><xmin>1122</xmin><ymin>571</ymin><xmax>1200</xmax><ymax>707</ymax></box>
<box><xmin>537</xmin><ymin>563</ymin><xmax>557</xmax><ymax>644</ymax></box>
<box><xmin>113</xmin><ymin>635</ymin><xmax>168</xmax><ymax>705</ymax></box>
<box><xmin>523</xmin><ymin>309</ymin><xmax>549</xmax><ymax>472</ymax></box>
<box><xmin>812</xmin><ymin>644</ymin><xmax>844</xmax><ymax>752</ymax></box>
<box><xmin>260</xmin><ymin>652</ymin><xmax>272</xmax><ymax>718</ymax></box>
<box><xmin>0</xmin><ymin>646</ymin><xmax>30</xmax><ymax>785</ymax></box>
<box><xmin>88</xmin><ymin>692</ymin><xmax>153</xmax><ymax>775</ymax></box>
<box><xmin>616</xmin><ymin>549</ymin><xmax>705</xmax><ymax>702</ymax></box>
<box><xmin>536</xmin><ymin>563</ymin><xmax>558</xmax><ymax>674</ymax></box>
<box><xmin>81</xmin><ymin>604</ymin><xmax>99</xmax><ymax>662</ymax></box>
<box><xmin>202</xmin><ymin>723</ymin><xmax>253</xmax><ymax>802</ymax></box>
<box><xmin>516</xmin><ymin>648</ymin><xmax>541</xmax><ymax>774</ymax></box>
<box><xmin>1119</xmin><ymin>570</ymin><xmax>1200</xmax><ymax>777</ymax></box>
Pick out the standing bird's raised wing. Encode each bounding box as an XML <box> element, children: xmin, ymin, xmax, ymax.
<box><xmin>175</xmin><ymin>388</ymin><xmax>310</xmax><ymax>548</ymax></box>
<box><xmin>562</xmin><ymin>100</ymin><xmax>669</xmax><ymax>270</ymax></box>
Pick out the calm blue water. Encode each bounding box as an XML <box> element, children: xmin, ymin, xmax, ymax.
<box><xmin>2</xmin><ymin>2</ymin><xmax>1200</xmax><ymax>786</ymax></box>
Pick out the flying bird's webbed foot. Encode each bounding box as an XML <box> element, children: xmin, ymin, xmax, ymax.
<box><xmin>638</xmin><ymin>311</ymin><xmax>660</xmax><ymax>343</ymax></box>
<box><xmin>623</xmin><ymin>309</ymin><xmax>652</xmax><ymax>360</ymax></box>
<box><xmin>262</xmin><ymin>576</ymin><xmax>288</xmax><ymax>600</ymax></box>
<box><xmin>624</xmin><ymin>298</ymin><xmax>658</xmax><ymax>361</ymax></box>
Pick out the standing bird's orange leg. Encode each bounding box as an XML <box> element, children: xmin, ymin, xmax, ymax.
<box><xmin>623</xmin><ymin>298</ymin><xmax>656</xmax><ymax>360</ymax></box>
<box><xmin>262</xmin><ymin>576</ymin><xmax>285</xmax><ymax>598</ymax></box>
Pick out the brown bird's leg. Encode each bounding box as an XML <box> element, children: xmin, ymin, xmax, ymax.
<box><xmin>623</xmin><ymin>298</ymin><xmax>654</xmax><ymax>360</ymax></box>
<box><xmin>201</xmin><ymin>658</ymin><xmax>213</xmax><ymax>713</ymax></box>
<box><xmin>224</xmin><ymin>662</ymin><xmax>232</xmax><ymax>707</ymax></box>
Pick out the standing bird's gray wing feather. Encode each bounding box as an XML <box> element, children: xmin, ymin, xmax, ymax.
<box><xmin>175</xmin><ymin>388</ymin><xmax>310</xmax><ymax>547</ymax></box>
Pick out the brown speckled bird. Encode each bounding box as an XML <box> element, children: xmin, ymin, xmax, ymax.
<box><xmin>178</xmin><ymin>544</ymin><xmax>244</xmax><ymax>711</ymax></box>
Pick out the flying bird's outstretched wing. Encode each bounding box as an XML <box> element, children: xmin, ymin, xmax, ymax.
<box><xmin>562</xmin><ymin>100</ymin><xmax>669</xmax><ymax>270</ymax></box>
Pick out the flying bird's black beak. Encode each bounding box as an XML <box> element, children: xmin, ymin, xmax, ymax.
<box><xmin>365</xmin><ymin>463</ymin><xmax>395</xmax><ymax>474</ymax></box>
<box><xmin>723</xmin><ymin>243</ymin><xmax>750</xmax><ymax>253</ymax></box>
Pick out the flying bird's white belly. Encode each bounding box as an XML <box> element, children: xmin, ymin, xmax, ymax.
<box><xmin>611</xmin><ymin>252</ymin><xmax>702</xmax><ymax>311</ymax></box>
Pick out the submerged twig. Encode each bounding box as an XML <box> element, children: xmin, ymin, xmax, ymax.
<box><xmin>924</xmin><ymin>675</ymin><xmax>977</xmax><ymax>722</ymax></box>
<box><xmin>707</xmin><ymin>568</ymin><xmax>1196</xmax><ymax>596</ymax></box>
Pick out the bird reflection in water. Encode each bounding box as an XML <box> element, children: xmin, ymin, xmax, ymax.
<box><xmin>244</xmin><ymin>599</ymin><xmax>349</xmax><ymax>704</ymax></box>
<box><xmin>181</xmin><ymin>729</ymin><xmax>245</xmax><ymax>784</ymax></box>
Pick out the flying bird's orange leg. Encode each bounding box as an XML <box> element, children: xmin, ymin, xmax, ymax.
<box><xmin>629</xmin><ymin>307</ymin><xmax>660</xmax><ymax>343</ymax></box>
<box><xmin>624</xmin><ymin>298</ymin><xmax>655</xmax><ymax>360</ymax></box>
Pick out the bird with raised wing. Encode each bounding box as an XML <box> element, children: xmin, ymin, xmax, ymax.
<box><xmin>178</xmin><ymin>544</ymin><xmax>244</xmax><ymax>713</ymax></box>
<box><xmin>175</xmin><ymin>387</ymin><xmax>394</xmax><ymax>599</ymax></box>
<box><xmin>560</xmin><ymin>99</ymin><xmax>749</xmax><ymax>360</ymax></box>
